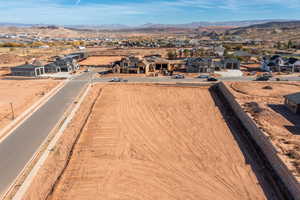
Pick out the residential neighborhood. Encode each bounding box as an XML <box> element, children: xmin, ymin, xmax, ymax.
<box><xmin>0</xmin><ymin>1</ymin><xmax>300</xmax><ymax>200</ymax></box>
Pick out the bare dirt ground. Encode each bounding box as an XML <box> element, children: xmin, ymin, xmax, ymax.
<box><xmin>227</xmin><ymin>82</ymin><xmax>300</xmax><ymax>181</ymax></box>
<box><xmin>47</xmin><ymin>84</ymin><xmax>267</xmax><ymax>200</ymax></box>
<box><xmin>0</xmin><ymin>80</ymin><xmax>60</xmax><ymax>130</ymax></box>
<box><xmin>0</xmin><ymin>53</ymin><xmax>26</xmax><ymax>66</ymax></box>
<box><xmin>79</xmin><ymin>56</ymin><xmax>123</xmax><ymax>66</ymax></box>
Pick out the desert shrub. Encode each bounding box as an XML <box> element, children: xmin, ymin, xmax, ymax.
<box><xmin>262</xmin><ymin>86</ymin><xmax>273</xmax><ymax>90</ymax></box>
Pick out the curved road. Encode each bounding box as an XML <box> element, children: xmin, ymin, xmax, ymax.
<box><xmin>0</xmin><ymin>72</ymin><xmax>91</xmax><ymax>196</ymax></box>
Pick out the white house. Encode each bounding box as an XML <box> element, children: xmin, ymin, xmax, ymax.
<box><xmin>214</xmin><ymin>45</ymin><xmax>225</xmax><ymax>57</ymax></box>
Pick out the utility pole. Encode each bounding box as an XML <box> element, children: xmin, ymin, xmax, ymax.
<box><xmin>10</xmin><ymin>102</ymin><xmax>15</xmax><ymax>120</ymax></box>
<box><xmin>89</xmin><ymin>67</ymin><xmax>93</xmax><ymax>87</ymax></box>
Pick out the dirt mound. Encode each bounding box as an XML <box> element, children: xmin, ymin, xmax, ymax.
<box><xmin>243</xmin><ymin>102</ymin><xmax>264</xmax><ymax>115</ymax></box>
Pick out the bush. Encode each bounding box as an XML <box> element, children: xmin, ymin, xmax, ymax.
<box><xmin>0</xmin><ymin>42</ymin><xmax>25</xmax><ymax>48</ymax></box>
<box><xmin>262</xmin><ymin>86</ymin><xmax>273</xmax><ymax>90</ymax></box>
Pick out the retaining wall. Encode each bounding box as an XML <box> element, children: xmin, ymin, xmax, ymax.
<box><xmin>217</xmin><ymin>82</ymin><xmax>300</xmax><ymax>200</ymax></box>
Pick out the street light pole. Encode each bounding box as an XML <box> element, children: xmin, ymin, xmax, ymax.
<box><xmin>10</xmin><ymin>102</ymin><xmax>15</xmax><ymax>120</ymax></box>
<box><xmin>90</xmin><ymin>67</ymin><xmax>93</xmax><ymax>87</ymax></box>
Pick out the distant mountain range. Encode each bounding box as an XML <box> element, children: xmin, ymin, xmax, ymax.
<box><xmin>0</xmin><ymin>22</ymin><xmax>36</xmax><ymax>27</ymax></box>
<box><xmin>135</xmin><ymin>20</ymin><xmax>291</xmax><ymax>29</ymax></box>
<box><xmin>228</xmin><ymin>20</ymin><xmax>300</xmax><ymax>36</ymax></box>
<box><xmin>66</xmin><ymin>20</ymin><xmax>294</xmax><ymax>30</ymax></box>
<box><xmin>0</xmin><ymin>19</ymin><xmax>293</xmax><ymax>30</ymax></box>
<box><xmin>232</xmin><ymin>20</ymin><xmax>300</xmax><ymax>30</ymax></box>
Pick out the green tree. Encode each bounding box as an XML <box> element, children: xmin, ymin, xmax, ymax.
<box><xmin>224</xmin><ymin>49</ymin><xmax>229</xmax><ymax>58</ymax></box>
<box><xmin>167</xmin><ymin>50</ymin><xmax>176</xmax><ymax>60</ymax></box>
<box><xmin>183</xmin><ymin>49</ymin><xmax>190</xmax><ymax>57</ymax></box>
<box><xmin>288</xmin><ymin>40</ymin><xmax>293</xmax><ymax>49</ymax></box>
<box><xmin>276</xmin><ymin>41</ymin><xmax>281</xmax><ymax>49</ymax></box>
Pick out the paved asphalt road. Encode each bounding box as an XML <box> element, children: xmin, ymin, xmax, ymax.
<box><xmin>94</xmin><ymin>75</ymin><xmax>300</xmax><ymax>83</ymax></box>
<box><xmin>0</xmin><ymin>72</ymin><xmax>92</xmax><ymax>196</ymax></box>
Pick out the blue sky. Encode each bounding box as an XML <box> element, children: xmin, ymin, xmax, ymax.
<box><xmin>0</xmin><ymin>0</ymin><xmax>299</xmax><ymax>25</ymax></box>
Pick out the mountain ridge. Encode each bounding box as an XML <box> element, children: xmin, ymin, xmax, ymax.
<box><xmin>0</xmin><ymin>19</ymin><xmax>293</xmax><ymax>30</ymax></box>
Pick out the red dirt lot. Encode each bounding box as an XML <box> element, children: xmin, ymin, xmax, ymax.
<box><xmin>47</xmin><ymin>84</ymin><xmax>267</xmax><ymax>200</ymax></box>
<box><xmin>227</xmin><ymin>82</ymin><xmax>300</xmax><ymax>181</ymax></box>
<box><xmin>0</xmin><ymin>80</ymin><xmax>60</xmax><ymax>130</ymax></box>
<box><xmin>79</xmin><ymin>56</ymin><xmax>123</xmax><ymax>66</ymax></box>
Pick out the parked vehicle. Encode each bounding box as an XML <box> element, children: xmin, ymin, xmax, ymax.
<box><xmin>109</xmin><ymin>78</ymin><xmax>128</xmax><ymax>82</ymax></box>
<box><xmin>196</xmin><ymin>75</ymin><xmax>209</xmax><ymax>79</ymax></box>
<box><xmin>250</xmin><ymin>71</ymin><xmax>257</xmax><ymax>76</ymax></box>
<box><xmin>98</xmin><ymin>71</ymin><xmax>109</xmax><ymax>75</ymax></box>
<box><xmin>262</xmin><ymin>73</ymin><xmax>272</xmax><ymax>78</ymax></box>
<box><xmin>255</xmin><ymin>76</ymin><xmax>269</xmax><ymax>81</ymax></box>
<box><xmin>171</xmin><ymin>74</ymin><xmax>185</xmax><ymax>79</ymax></box>
<box><xmin>207</xmin><ymin>77</ymin><xmax>218</xmax><ymax>82</ymax></box>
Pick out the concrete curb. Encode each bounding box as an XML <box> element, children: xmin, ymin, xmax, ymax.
<box><xmin>0</xmin><ymin>79</ymin><xmax>68</xmax><ymax>143</ymax></box>
<box><xmin>217</xmin><ymin>82</ymin><xmax>300</xmax><ymax>200</ymax></box>
<box><xmin>5</xmin><ymin>84</ymin><xmax>91</xmax><ymax>200</ymax></box>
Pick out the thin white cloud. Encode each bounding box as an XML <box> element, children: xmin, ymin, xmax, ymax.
<box><xmin>0</xmin><ymin>0</ymin><xmax>298</xmax><ymax>25</ymax></box>
<box><xmin>75</xmin><ymin>0</ymin><xmax>81</xmax><ymax>5</ymax></box>
<box><xmin>162</xmin><ymin>0</ymin><xmax>215</xmax><ymax>8</ymax></box>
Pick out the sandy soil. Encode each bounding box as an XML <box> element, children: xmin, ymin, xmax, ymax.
<box><xmin>47</xmin><ymin>84</ymin><xmax>266</xmax><ymax>200</ymax></box>
<box><xmin>0</xmin><ymin>80</ymin><xmax>60</xmax><ymax>130</ymax></box>
<box><xmin>227</xmin><ymin>82</ymin><xmax>300</xmax><ymax>181</ymax></box>
<box><xmin>79</xmin><ymin>56</ymin><xmax>122</xmax><ymax>66</ymax></box>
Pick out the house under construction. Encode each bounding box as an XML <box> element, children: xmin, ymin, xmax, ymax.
<box><xmin>112</xmin><ymin>56</ymin><xmax>185</xmax><ymax>76</ymax></box>
<box><xmin>54</xmin><ymin>57</ymin><xmax>80</xmax><ymax>72</ymax></box>
<box><xmin>186</xmin><ymin>57</ymin><xmax>241</xmax><ymax>73</ymax></box>
<box><xmin>11</xmin><ymin>60</ymin><xmax>45</xmax><ymax>77</ymax></box>
<box><xmin>112</xmin><ymin>56</ymin><xmax>152</xmax><ymax>74</ymax></box>
<box><xmin>186</xmin><ymin>58</ymin><xmax>215</xmax><ymax>73</ymax></box>
<box><xmin>11</xmin><ymin>64</ymin><xmax>45</xmax><ymax>77</ymax></box>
